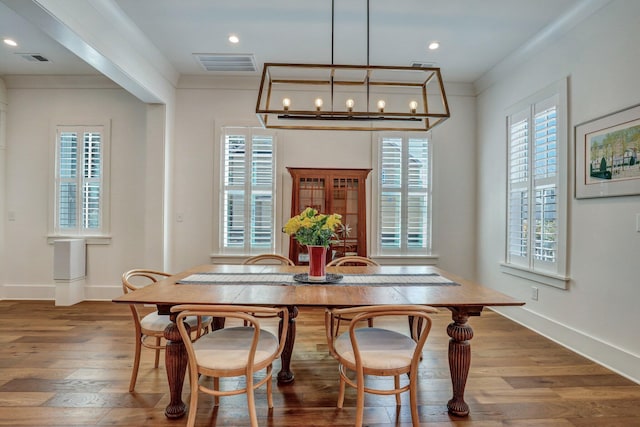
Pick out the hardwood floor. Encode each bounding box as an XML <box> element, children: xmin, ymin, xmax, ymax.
<box><xmin>0</xmin><ymin>300</ymin><xmax>638</xmax><ymax>426</ymax></box>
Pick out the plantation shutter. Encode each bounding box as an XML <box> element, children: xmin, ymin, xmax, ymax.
<box><xmin>250</xmin><ymin>134</ymin><xmax>274</xmax><ymax>247</ymax></box>
<box><xmin>380</xmin><ymin>137</ymin><xmax>402</xmax><ymax>249</ymax></box>
<box><xmin>222</xmin><ymin>129</ymin><xmax>275</xmax><ymax>251</ymax></box>
<box><xmin>507</xmin><ymin>111</ymin><xmax>529</xmax><ymax>265</ymax></box>
<box><xmin>506</xmin><ymin>94</ymin><xmax>559</xmax><ymax>270</ymax></box>
<box><xmin>56</xmin><ymin>127</ymin><xmax>103</xmax><ymax>233</ymax></box>
<box><xmin>379</xmin><ymin>134</ymin><xmax>430</xmax><ymax>254</ymax></box>
<box><xmin>533</xmin><ymin>99</ymin><xmax>558</xmax><ymax>268</ymax></box>
<box><xmin>223</xmin><ymin>134</ymin><xmax>246</xmax><ymax>248</ymax></box>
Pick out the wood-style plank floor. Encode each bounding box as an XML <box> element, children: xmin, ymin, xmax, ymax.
<box><xmin>0</xmin><ymin>300</ymin><xmax>638</xmax><ymax>426</ymax></box>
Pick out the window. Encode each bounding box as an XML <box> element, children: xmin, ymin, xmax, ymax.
<box><xmin>504</xmin><ymin>79</ymin><xmax>568</xmax><ymax>288</ymax></box>
<box><xmin>375</xmin><ymin>133</ymin><xmax>431</xmax><ymax>255</ymax></box>
<box><xmin>53</xmin><ymin>124</ymin><xmax>110</xmax><ymax>238</ymax></box>
<box><xmin>221</xmin><ymin>127</ymin><xmax>276</xmax><ymax>253</ymax></box>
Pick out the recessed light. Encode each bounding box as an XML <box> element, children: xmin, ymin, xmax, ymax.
<box><xmin>428</xmin><ymin>41</ymin><xmax>440</xmax><ymax>50</ymax></box>
<box><xmin>228</xmin><ymin>35</ymin><xmax>239</xmax><ymax>44</ymax></box>
<box><xmin>3</xmin><ymin>38</ymin><xmax>18</xmax><ymax>47</ymax></box>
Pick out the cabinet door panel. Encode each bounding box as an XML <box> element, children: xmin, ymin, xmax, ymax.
<box><xmin>288</xmin><ymin>168</ymin><xmax>370</xmax><ymax>265</ymax></box>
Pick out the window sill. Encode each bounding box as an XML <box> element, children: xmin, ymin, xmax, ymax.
<box><xmin>47</xmin><ymin>235</ymin><xmax>112</xmax><ymax>245</ymax></box>
<box><xmin>371</xmin><ymin>254</ymin><xmax>439</xmax><ymax>266</ymax></box>
<box><xmin>500</xmin><ymin>263</ymin><xmax>569</xmax><ymax>289</ymax></box>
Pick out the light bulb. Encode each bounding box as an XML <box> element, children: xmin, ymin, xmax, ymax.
<box><xmin>3</xmin><ymin>38</ymin><xmax>17</xmax><ymax>47</ymax></box>
<box><xmin>282</xmin><ymin>98</ymin><xmax>291</xmax><ymax>111</ymax></box>
<box><xmin>377</xmin><ymin>99</ymin><xmax>386</xmax><ymax>112</ymax></box>
<box><xmin>409</xmin><ymin>100</ymin><xmax>418</xmax><ymax>114</ymax></box>
<box><xmin>315</xmin><ymin>98</ymin><xmax>323</xmax><ymax>111</ymax></box>
<box><xmin>346</xmin><ymin>99</ymin><xmax>355</xmax><ymax>112</ymax></box>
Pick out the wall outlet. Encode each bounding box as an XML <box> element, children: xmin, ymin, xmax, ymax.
<box><xmin>531</xmin><ymin>286</ymin><xmax>539</xmax><ymax>301</ymax></box>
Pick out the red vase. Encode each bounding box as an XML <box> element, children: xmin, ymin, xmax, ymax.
<box><xmin>307</xmin><ymin>245</ymin><xmax>327</xmax><ymax>281</ymax></box>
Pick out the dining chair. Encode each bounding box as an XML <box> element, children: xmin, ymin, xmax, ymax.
<box><xmin>326</xmin><ymin>256</ymin><xmax>380</xmax><ymax>334</ymax></box>
<box><xmin>325</xmin><ymin>305</ymin><xmax>438</xmax><ymax>427</ymax></box>
<box><xmin>243</xmin><ymin>253</ymin><xmax>295</xmax><ymax>266</ymax></box>
<box><xmin>326</xmin><ymin>255</ymin><xmax>378</xmax><ymax>267</ymax></box>
<box><xmin>242</xmin><ymin>254</ymin><xmax>294</xmax><ymax>324</ymax></box>
<box><xmin>122</xmin><ymin>269</ymin><xmax>212</xmax><ymax>392</ymax></box>
<box><xmin>171</xmin><ymin>304</ymin><xmax>289</xmax><ymax>427</ymax></box>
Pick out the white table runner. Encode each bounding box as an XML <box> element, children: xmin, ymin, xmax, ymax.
<box><xmin>178</xmin><ymin>273</ymin><xmax>458</xmax><ymax>286</ymax></box>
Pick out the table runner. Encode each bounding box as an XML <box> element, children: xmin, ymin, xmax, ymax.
<box><xmin>178</xmin><ymin>272</ymin><xmax>459</xmax><ymax>286</ymax></box>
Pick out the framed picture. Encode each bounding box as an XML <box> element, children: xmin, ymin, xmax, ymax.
<box><xmin>575</xmin><ymin>103</ymin><xmax>640</xmax><ymax>198</ymax></box>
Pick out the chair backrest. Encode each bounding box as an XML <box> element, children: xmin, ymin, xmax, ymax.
<box><xmin>122</xmin><ymin>269</ymin><xmax>172</xmax><ymax>293</ymax></box>
<box><xmin>325</xmin><ymin>304</ymin><xmax>438</xmax><ymax>366</ymax></box>
<box><xmin>122</xmin><ymin>269</ymin><xmax>172</xmax><ymax>322</ymax></box>
<box><xmin>172</xmin><ymin>304</ymin><xmax>289</xmax><ymax>369</ymax></box>
<box><xmin>243</xmin><ymin>254</ymin><xmax>295</xmax><ymax>266</ymax></box>
<box><xmin>326</xmin><ymin>256</ymin><xmax>379</xmax><ymax>267</ymax></box>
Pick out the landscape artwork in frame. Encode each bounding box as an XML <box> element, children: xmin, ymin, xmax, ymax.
<box><xmin>575</xmin><ymin>103</ymin><xmax>640</xmax><ymax>198</ymax></box>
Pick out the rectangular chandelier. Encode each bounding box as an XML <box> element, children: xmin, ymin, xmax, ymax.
<box><xmin>256</xmin><ymin>63</ymin><xmax>450</xmax><ymax>132</ymax></box>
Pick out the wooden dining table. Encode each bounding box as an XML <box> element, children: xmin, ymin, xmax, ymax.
<box><xmin>112</xmin><ymin>264</ymin><xmax>524</xmax><ymax>419</ymax></box>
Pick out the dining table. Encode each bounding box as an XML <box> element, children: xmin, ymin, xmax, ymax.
<box><xmin>112</xmin><ymin>263</ymin><xmax>524</xmax><ymax>419</ymax></box>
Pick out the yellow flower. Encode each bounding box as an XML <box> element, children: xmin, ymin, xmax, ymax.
<box><xmin>282</xmin><ymin>209</ymin><xmax>342</xmax><ymax>247</ymax></box>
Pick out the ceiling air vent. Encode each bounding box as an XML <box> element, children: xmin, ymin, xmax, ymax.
<box><xmin>18</xmin><ymin>53</ymin><xmax>51</xmax><ymax>62</ymax></box>
<box><xmin>193</xmin><ymin>53</ymin><xmax>257</xmax><ymax>72</ymax></box>
<box><xmin>410</xmin><ymin>61</ymin><xmax>436</xmax><ymax>68</ymax></box>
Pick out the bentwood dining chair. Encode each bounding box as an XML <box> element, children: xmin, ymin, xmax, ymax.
<box><xmin>326</xmin><ymin>256</ymin><xmax>380</xmax><ymax>334</ymax></box>
<box><xmin>326</xmin><ymin>255</ymin><xmax>378</xmax><ymax>267</ymax></box>
<box><xmin>172</xmin><ymin>305</ymin><xmax>289</xmax><ymax>427</ymax></box>
<box><xmin>243</xmin><ymin>253</ymin><xmax>295</xmax><ymax>266</ymax></box>
<box><xmin>122</xmin><ymin>269</ymin><xmax>212</xmax><ymax>392</ymax></box>
<box><xmin>325</xmin><ymin>305</ymin><xmax>438</xmax><ymax>427</ymax></box>
<box><xmin>242</xmin><ymin>254</ymin><xmax>294</xmax><ymax>324</ymax></box>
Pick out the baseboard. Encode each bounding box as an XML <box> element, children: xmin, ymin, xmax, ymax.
<box><xmin>492</xmin><ymin>306</ymin><xmax>640</xmax><ymax>385</ymax></box>
<box><xmin>2</xmin><ymin>283</ymin><xmax>55</xmax><ymax>300</ymax></box>
<box><xmin>2</xmin><ymin>283</ymin><xmax>121</xmax><ymax>302</ymax></box>
<box><xmin>84</xmin><ymin>285</ymin><xmax>123</xmax><ymax>301</ymax></box>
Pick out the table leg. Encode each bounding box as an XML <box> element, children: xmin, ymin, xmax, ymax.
<box><xmin>446</xmin><ymin>307</ymin><xmax>476</xmax><ymax>417</ymax></box>
<box><xmin>163</xmin><ymin>313</ymin><xmax>188</xmax><ymax>419</ymax></box>
<box><xmin>277</xmin><ymin>305</ymin><xmax>298</xmax><ymax>383</ymax></box>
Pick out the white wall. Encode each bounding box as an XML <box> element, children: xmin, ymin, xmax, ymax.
<box><xmin>0</xmin><ymin>78</ymin><xmax>7</xmax><ymax>291</ymax></box>
<box><xmin>171</xmin><ymin>77</ymin><xmax>477</xmax><ymax>276</ymax></box>
<box><xmin>1</xmin><ymin>75</ymin><xmax>476</xmax><ymax>300</ymax></box>
<box><xmin>476</xmin><ymin>0</ymin><xmax>640</xmax><ymax>382</ymax></box>
<box><xmin>2</xmin><ymin>78</ymin><xmax>152</xmax><ymax>299</ymax></box>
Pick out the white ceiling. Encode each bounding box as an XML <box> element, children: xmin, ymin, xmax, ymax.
<box><xmin>0</xmin><ymin>0</ymin><xmax>596</xmax><ymax>85</ymax></box>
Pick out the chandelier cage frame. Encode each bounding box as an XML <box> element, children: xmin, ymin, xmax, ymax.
<box><xmin>255</xmin><ymin>0</ymin><xmax>450</xmax><ymax>131</ymax></box>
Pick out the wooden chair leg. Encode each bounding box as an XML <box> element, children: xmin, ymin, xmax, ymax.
<box><xmin>186</xmin><ymin>367</ymin><xmax>199</xmax><ymax>427</ymax></box>
<box><xmin>394</xmin><ymin>375</ymin><xmax>401</xmax><ymax>405</ymax></box>
<box><xmin>247</xmin><ymin>375</ymin><xmax>258</xmax><ymax>427</ymax></box>
<box><xmin>337</xmin><ymin>370</ymin><xmax>346</xmax><ymax>408</ymax></box>
<box><xmin>266</xmin><ymin>365</ymin><xmax>274</xmax><ymax>408</ymax></box>
<box><xmin>128</xmin><ymin>334</ymin><xmax>143</xmax><ymax>392</ymax></box>
<box><xmin>154</xmin><ymin>336</ymin><xmax>161</xmax><ymax>368</ymax></box>
<box><xmin>214</xmin><ymin>377</ymin><xmax>220</xmax><ymax>406</ymax></box>
<box><xmin>409</xmin><ymin>371</ymin><xmax>420</xmax><ymax>427</ymax></box>
<box><xmin>355</xmin><ymin>369</ymin><xmax>366</xmax><ymax>427</ymax></box>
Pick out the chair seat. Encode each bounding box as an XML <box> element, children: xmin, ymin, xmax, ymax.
<box><xmin>194</xmin><ymin>327</ymin><xmax>279</xmax><ymax>370</ymax></box>
<box><xmin>335</xmin><ymin>328</ymin><xmax>416</xmax><ymax>370</ymax></box>
<box><xmin>140</xmin><ymin>311</ymin><xmax>211</xmax><ymax>333</ymax></box>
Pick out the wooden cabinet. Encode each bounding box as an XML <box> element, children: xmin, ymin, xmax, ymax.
<box><xmin>287</xmin><ymin>167</ymin><xmax>371</xmax><ymax>265</ymax></box>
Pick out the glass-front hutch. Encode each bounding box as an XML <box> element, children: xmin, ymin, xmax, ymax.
<box><xmin>287</xmin><ymin>167</ymin><xmax>371</xmax><ymax>265</ymax></box>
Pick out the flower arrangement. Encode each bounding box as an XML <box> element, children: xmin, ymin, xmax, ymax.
<box><xmin>283</xmin><ymin>207</ymin><xmax>342</xmax><ymax>247</ymax></box>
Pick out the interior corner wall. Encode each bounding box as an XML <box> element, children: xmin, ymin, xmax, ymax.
<box><xmin>475</xmin><ymin>0</ymin><xmax>640</xmax><ymax>382</ymax></box>
<box><xmin>2</xmin><ymin>78</ymin><xmax>151</xmax><ymax>301</ymax></box>
<box><xmin>0</xmin><ymin>77</ymin><xmax>7</xmax><ymax>297</ymax></box>
<box><xmin>171</xmin><ymin>78</ymin><xmax>477</xmax><ymax>277</ymax></box>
